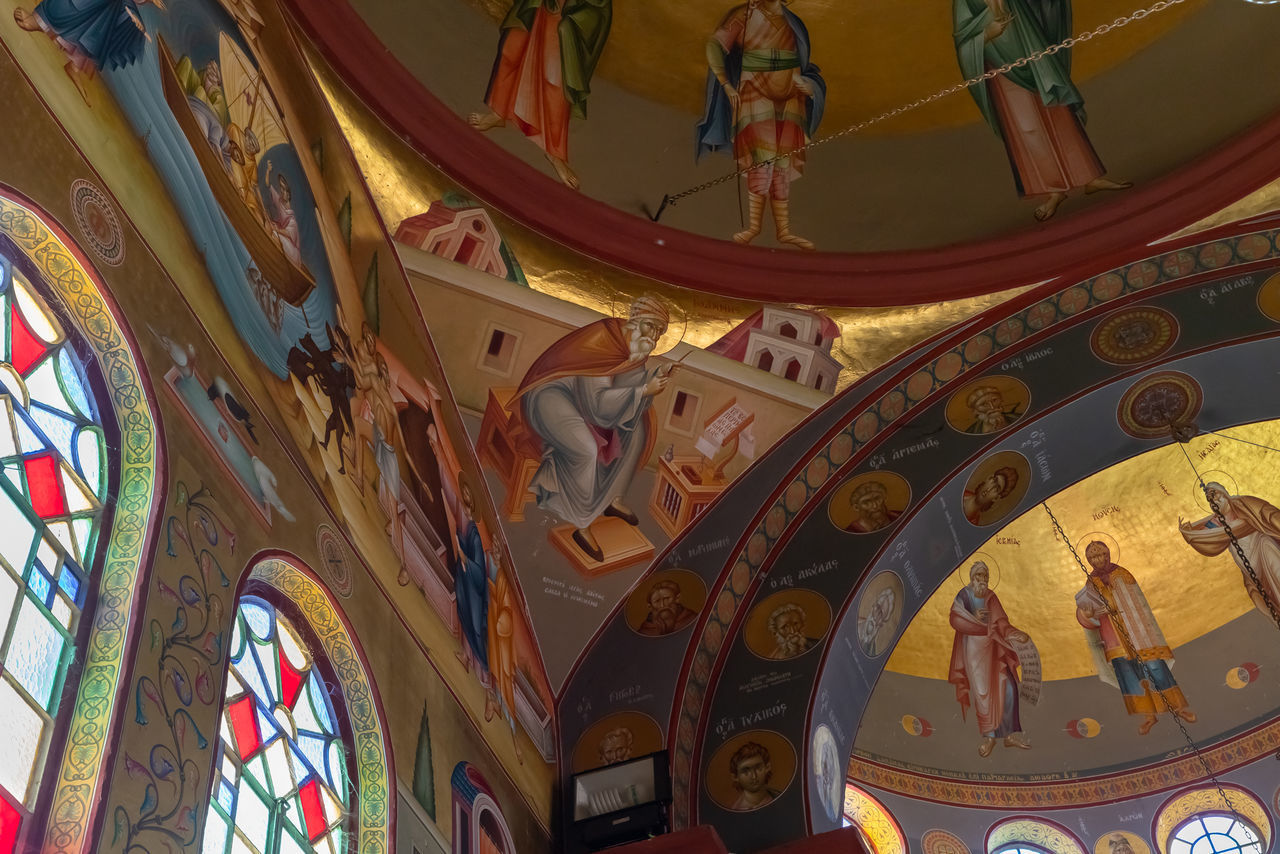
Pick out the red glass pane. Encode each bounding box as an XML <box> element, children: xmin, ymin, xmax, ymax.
<box><xmin>278</xmin><ymin>645</ymin><xmax>304</xmax><ymax>710</ymax></box>
<box><xmin>23</xmin><ymin>454</ymin><xmax>66</xmax><ymax>519</ymax></box>
<box><xmin>0</xmin><ymin>795</ymin><xmax>20</xmax><ymax>854</ymax></box>
<box><xmin>8</xmin><ymin>301</ymin><xmax>46</xmax><ymax>376</ymax></box>
<box><xmin>297</xmin><ymin>778</ymin><xmax>326</xmax><ymax>841</ymax></box>
<box><xmin>228</xmin><ymin>696</ymin><xmax>262</xmax><ymax>760</ymax></box>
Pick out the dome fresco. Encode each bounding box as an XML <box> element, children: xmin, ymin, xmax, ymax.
<box><xmin>0</xmin><ymin>0</ymin><xmax>1278</xmax><ymax>851</ymax></box>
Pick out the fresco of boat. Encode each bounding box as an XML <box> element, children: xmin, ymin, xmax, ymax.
<box><xmin>157</xmin><ymin>35</ymin><xmax>316</xmax><ymax>307</ymax></box>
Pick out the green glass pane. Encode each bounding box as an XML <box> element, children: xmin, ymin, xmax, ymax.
<box><xmin>0</xmin><ymin>676</ymin><xmax>44</xmax><ymax>807</ymax></box>
<box><xmin>8</xmin><ymin>595</ymin><xmax>68</xmax><ymax>709</ymax></box>
<box><xmin>0</xmin><ymin>484</ymin><xmax>36</xmax><ymax>574</ymax></box>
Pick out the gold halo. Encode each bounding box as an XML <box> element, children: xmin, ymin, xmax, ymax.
<box><xmin>1192</xmin><ymin>469</ymin><xmax>1240</xmax><ymax>514</ymax></box>
<box><xmin>1075</xmin><ymin>531</ymin><xmax>1121</xmax><ymax>565</ymax></box>
<box><xmin>608</xmin><ymin>290</ymin><xmax>687</xmax><ymax>357</ymax></box>
<box><xmin>962</xmin><ymin>551</ymin><xmax>1001</xmax><ymax>590</ymax></box>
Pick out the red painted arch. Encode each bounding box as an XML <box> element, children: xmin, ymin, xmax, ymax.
<box><xmin>285</xmin><ymin>0</ymin><xmax>1280</xmax><ymax>307</ymax></box>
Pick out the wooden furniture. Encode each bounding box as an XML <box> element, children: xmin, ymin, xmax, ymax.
<box><xmin>603</xmin><ymin>826</ymin><xmax>727</xmax><ymax>854</ymax></box>
<box><xmin>648</xmin><ymin>456</ymin><xmax>726</xmax><ymax>539</ymax></box>
<box><xmin>477</xmin><ymin>387</ymin><xmax>540</xmax><ymax>521</ymax></box>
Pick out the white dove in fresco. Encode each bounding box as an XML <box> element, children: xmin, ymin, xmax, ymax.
<box><xmin>251</xmin><ymin>456</ymin><xmax>295</xmax><ymax>523</ymax></box>
<box><xmin>148</xmin><ymin>325</ymin><xmax>197</xmax><ymax>378</ymax></box>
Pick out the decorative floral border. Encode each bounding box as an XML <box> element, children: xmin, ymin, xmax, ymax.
<box><xmin>673</xmin><ymin>228</ymin><xmax>1280</xmax><ymax>825</ymax></box>
<box><xmin>848</xmin><ymin>718</ymin><xmax>1280</xmax><ymax>809</ymax></box>
<box><xmin>1152</xmin><ymin>785</ymin><xmax>1271</xmax><ymax>854</ymax></box>
<box><xmin>249</xmin><ymin>559</ymin><xmax>391</xmax><ymax>854</ymax></box>
<box><xmin>0</xmin><ymin>195</ymin><xmax>160</xmax><ymax>854</ymax></box>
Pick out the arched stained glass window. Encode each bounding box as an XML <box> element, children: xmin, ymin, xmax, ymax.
<box><xmin>204</xmin><ymin>596</ymin><xmax>353</xmax><ymax>854</ymax></box>
<box><xmin>1169</xmin><ymin>815</ymin><xmax>1263</xmax><ymax>854</ymax></box>
<box><xmin>0</xmin><ymin>250</ymin><xmax>108</xmax><ymax>849</ymax></box>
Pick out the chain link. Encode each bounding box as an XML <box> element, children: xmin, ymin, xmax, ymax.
<box><xmin>1176</xmin><ymin>442</ymin><xmax>1280</xmax><ymax>631</ymax></box>
<box><xmin>662</xmin><ymin>0</ymin><xmax>1190</xmax><ymax>208</ymax></box>
<box><xmin>1042</xmin><ymin>502</ymin><xmax>1245</xmax><ymax>825</ymax></box>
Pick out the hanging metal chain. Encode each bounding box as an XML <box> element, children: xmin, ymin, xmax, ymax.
<box><xmin>1175</xmin><ymin>442</ymin><xmax>1280</xmax><ymax>632</ymax></box>
<box><xmin>1042</xmin><ymin>502</ymin><xmax>1245</xmax><ymax>823</ymax></box>
<box><xmin>657</xmin><ymin>0</ymin><xmax>1190</xmax><ymax>213</ymax></box>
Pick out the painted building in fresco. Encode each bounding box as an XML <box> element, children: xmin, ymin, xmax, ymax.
<box><xmin>1</xmin><ymin>0</ymin><xmax>1280</xmax><ymax>853</ymax></box>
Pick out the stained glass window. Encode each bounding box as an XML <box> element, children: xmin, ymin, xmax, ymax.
<box><xmin>1170</xmin><ymin>815</ymin><xmax>1264</xmax><ymax>854</ymax></box>
<box><xmin>0</xmin><ymin>251</ymin><xmax>107</xmax><ymax>850</ymax></box>
<box><xmin>204</xmin><ymin>597</ymin><xmax>352</xmax><ymax>854</ymax></box>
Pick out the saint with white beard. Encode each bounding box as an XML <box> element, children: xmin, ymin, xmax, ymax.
<box><xmin>511</xmin><ymin>297</ymin><xmax>673</xmax><ymax>561</ymax></box>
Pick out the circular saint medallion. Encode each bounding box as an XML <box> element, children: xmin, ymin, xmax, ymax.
<box><xmin>69</xmin><ymin>179</ymin><xmax>124</xmax><ymax>266</ymax></box>
<box><xmin>705</xmin><ymin>730</ymin><xmax>796</xmax><ymax>813</ymax></box>
<box><xmin>315</xmin><ymin>525</ymin><xmax>353</xmax><ymax>597</ymax></box>
<box><xmin>1116</xmin><ymin>371</ymin><xmax>1203</xmax><ymax>439</ymax></box>
<box><xmin>1090</xmin><ymin>306</ymin><xmax>1177</xmax><ymax>365</ymax></box>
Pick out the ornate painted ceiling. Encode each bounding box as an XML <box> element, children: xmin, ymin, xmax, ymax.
<box><xmin>295</xmin><ymin>0</ymin><xmax>1280</xmax><ymax>301</ymax></box>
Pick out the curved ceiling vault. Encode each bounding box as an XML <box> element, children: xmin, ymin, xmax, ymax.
<box><xmin>560</xmin><ymin>216</ymin><xmax>1280</xmax><ymax>852</ymax></box>
<box><xmin>290</xmin><ymin>0</ymin><xmax>1280</xmax><ymax>304</ymax></box>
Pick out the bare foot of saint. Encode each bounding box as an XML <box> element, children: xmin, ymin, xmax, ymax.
<box><xmin>1084</xmin><ymin>177</ymin><xmax>1133</xmax><ymax>195</ymax></box>
<box><xmin>546</xmin><ymin>154</ymin><xmax>580</xmax><ymax>190</ymax></box>
<box><xmin>468</xmin><ymin>110</ymin><xmax>505</xmax><ymax>132</ymax></box>
<box><xmin>1033</xmin><ymin>192</ymin><xmax>1067</xmax><ymax>222</ymax></box>
<box><xmin>13</xmin><ymin>8</ymin><xmax>40</xmax><ymax>30</ymax></box>
<box><xmin>64</xmin><ymin>62</ymin><xmax>91</xmax><ymax>105</ymax></box>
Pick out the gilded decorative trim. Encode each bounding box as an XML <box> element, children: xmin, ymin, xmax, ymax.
<box><xmin>0</xmin><ymin>196</ymin><xmax>159</xmax><ymax>854</ymax></box>
<box><xmin>988</xmin><ymin>818</ymin><xmax>1086</xmax><ymax>854</ymax></box>
<box><xmin>1152</xmin><ymin>786</ymin><xmax>1271</xmax><ymax>854</ymax></box>
<box><xmin>674</xmin><ymin>229</ymin><xmax>1280</xmax><ymax>824</ymax></box>
<box><xmin>848</xmin><ymin>717</ymin><xmax>1280</xmax><ymax>809</ymax></box>
<box><xmin>249</xmin><ymin>560</ymin><xmax>392</xmax><ymax>854</ymax></box>
<box><xmin>844</xmin><ymin>784</ymin><xmax>906</xmax><ymax>854</ymax></box>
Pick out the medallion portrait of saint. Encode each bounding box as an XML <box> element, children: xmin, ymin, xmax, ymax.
<box><xmin>828</xmin><ymin>471</ymin><xmax>912</xmax><ymax>535</ymax></box>
<box><xmin>743</xmin><ymin>589</ymin><xmax>832</xmax><ymax>662</ymax></box>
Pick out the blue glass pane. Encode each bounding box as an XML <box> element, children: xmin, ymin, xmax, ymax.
<box><xmin>56</xmin><ymin>351</ymin><xmax>92</xmax><ymax>420</ymax></box>
<box><xmin>241</xmin><ymin>601</ymin><xmax>273</xmax><ymax>640</ymax></box>
<box><xmin>29</xmin><ymin>567</ymin><xmax>52</xmax><ymax>605</ymax></box>
<box><xmin>57</xmin><ymin>564</ymin><xmax>81</xmax><ymax>604</ymax></box>
<box><xmin>27</xmin><ymin>404</ymin><xmax>75</xmax><ymax>463</ymax></box>
<box><xmin>217</xmin><ymin>778</ymin><xmax>237</xmax><ymax>815</ymax></box>
<box><xmin>306</xmin><ymin>673</ymin><xmax>334</xmax><ymax>733</ymax></box>
<box><xmin>295</xmin><ymin>733</ymin><xmax>329</xmax><ymax>786</ymax></box>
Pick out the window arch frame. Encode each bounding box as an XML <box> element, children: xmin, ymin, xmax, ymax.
<box><xmin>986</xmin><ymin>816</ymin><xmax>1089</xmax><ymax>854</ymax></box>
<box><xmin>1154</xmin><ymin>787</ymin><xmax>1274</xmax><ymax>854</ymax></box>
<box><xmin>208</xmin><ymin>556</ymin><xmax>392</xmax><ymax>854</ymax></box>
<box><xmin>0</xmin><ymin>190</ymin><xmax>161</xmax><ymax>854</ymax></box>
<box><xmin>1168</xmin><ymin>812</ymin><xmax>1266</xmax><ymax>854</ymax></box>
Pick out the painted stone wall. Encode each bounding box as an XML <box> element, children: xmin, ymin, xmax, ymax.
<box><xmin>0</xmin><ymin>0</ymin><xmax>554</xmax><ymax>850</ymax></box>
